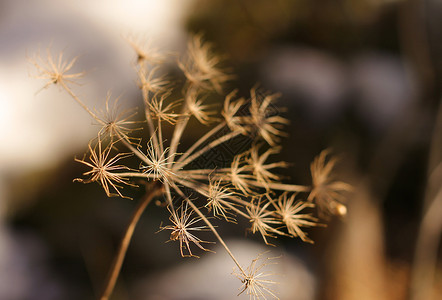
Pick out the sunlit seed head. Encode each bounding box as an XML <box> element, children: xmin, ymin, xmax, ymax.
<box><xmin>140</xmin><ymin>139</ymin><xmax>176</xmax><ymax>183</ymax></box>
<box><xmin>96</xmin><ymin>93</ymin><xmax>139</xmax><ymax>140</ymax></box>
<box><xmin>222</xmin><ymin>90</ymin><xmax>248</xmax><ymax>134</ymax></box>
<box><xmin>249</xmin><ymin>88</ymin><xmax>289</xmax><ymax>146</ymax></box>
<box><xmin>160</xmin><ymin>202</ymin><xmax>213</xmax><ymax>258</ymax></box>
<box><xmin>186</xmin><ymin>88</ymin><xmax>217</xmax><ymax>125</ymax></box>
<box><xmin>233</xmin><ymin>252</ymin><xmax>280</xmax><ymax>300</ymax></box>
<box><xmin>275</xmin><ymin>193</ymin><xmax>319</xmax><ymax>243</ymax></box>
<box><xmin>307</xmin><ymin>149</ymin><xmax>352</xmax><ymax>217</ymax></box>
<box><xmin>205</xmin><ymin>178</ymin><xmax>236</xmax><ymax>221</ymax></box>
<box><xmin>29</xmin><ymin>46</ymin><xmax>84</xmax><ymax>91</ymax></box>
<box><xmin>74</xmin><ymin>137</ymin><xmax>135</xmax><ymax>199</ymax></box>
<box><xmin>148</xmin><ymin>92</ymin><xmax>180</xmax><ymax>125</ymax></box>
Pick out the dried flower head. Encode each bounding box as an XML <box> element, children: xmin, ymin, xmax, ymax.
<box><xmin>308</xmin><ymin>149</ymin><xmax>352</xmax><ymax>217</ymax></box>
<box><xmin>229</xmin><ymin>154</ymin><xmax>255</xmax><ymax>195</ymax></box>
<box><xmin>248</xmin><ymin>88</ymin><xmax>289</xmax><ymax>146</ymax></box>
<box><xmin>125</xmin><ymin>35</ymin><xmax>165</xmax><ymax>66</ymax></box>
<box><xmin>274</xmin><ymin>193</ymin><xmax>319</xmax><ymax>243</ymax></box>
<box><xmin>96</xmin><ymin>93</ymin><xmax>139</xmax><ymax>140</ymax></box>
<box><xmin>233</xmin><ymin>252</ymin><xmax>280</xmax><ymax>300</ymax></box>
<box><xmin>186</xmin><ymin>88</ymin><xmax>217</xmax><ymax>125</ymax></box>
<box><xmin>138</xmin><ymin>67</ymin><xmax>170</xmax><ymax>95</ymax></box>
<box><xmin>248</xmin><ymin>144</ymin><xmax>288</xmax><ymax>189</ymax></box>
<box><xmin>160</xmin><ymin>202</ymin><xmax>213</xmax><ymax>257</ymax></box>
<box><xmin>223</xmin><ymin>90</ymin><xmax>247</xmax><ymax>134</ymax></box>
<box><xmin>247</xmin><ymin>196</ymin><xmax>285</xmax><ymax>245</ymax></box>
<box><xmin>74</xmin><ymin>138</ymin><xmax>134</xmax><ymax>199</ymax></box>
<box><xmin>179</xmin><ymin>34</ymin><xmax>230</xmax><ymax>92</ymax></box>
<box><xmin>148</xmin><ymin>92</ymin><xmax>180</xmax><ymax>125</ymax></box>
<box><xmin>30</xmin><ymin>46</ymin><xmax>84</xmax><ymax>92</ymax></box>
<box><xmin>140</xmin><ymin>138</ymin><xmax>176</xmax><ymax>184</ymax></box>
<box><xmin>205</xmin><ymin>177</ymin><xmax>236</xmax><ymax>222</ymax></box>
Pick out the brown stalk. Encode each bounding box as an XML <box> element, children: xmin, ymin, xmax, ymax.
<box><xmin>99</xmin><ymin>182</ymin><xmax>164</xmax><ymax>300</ymax></box>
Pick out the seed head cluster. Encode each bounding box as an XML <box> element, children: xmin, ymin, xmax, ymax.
<box><xmin>31</xmin><ymin>35</ymin><xmax>351</xmax><ymax>299</ymax></box>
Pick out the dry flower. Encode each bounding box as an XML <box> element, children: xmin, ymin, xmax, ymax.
<box><xmin>248</xmin><ymin>88</ymin><xmax>289</xmax><ymax>146</ymax></box>
<box><xmin>32</xmin><ymin>35</ymin><xmax>351</xmax><ymax>300</ymax></box>
<box><xmin>29</xmin><ymin>46</ymin><xmax>84</xmax><ymax>91</ymax></box>
<box><xmin>96</xmin><ymin>92</ymin><xmax>139</xmax><ymax>140</ymax></box>
<box><xmin>138</xmin><ymin>67</ymin><xmax>170</xmax><ymax>95</ymax></box>
<box><xmin>186</xmin><ymin>88</ymin><xmax>217</xmax><ymax>125</ymax></box>
<box><xmin>308</xmin><ymin>149</ymin><xmax>352</xmax><ymax>217</ymax></box>
<box><xmin>273</xmin><ymin>193</ymin><xmax>319</xmax><ymax>243</ymax></box>
<box><xmin>248</xmin><ymin>144</ymin><xmax>288</xmax><ymax>189</ymax></box>
<box><xmin>233</xmin><ymin>252</ymin><xmax>280</xmax><ymax>300</ymax></box>
<box><xmin>160</xmin><ymin>202</ymin><xmax>213</xmax><ymax>258</ymax></box>
<box><xmin>179</xmin><ymin>34</ymin><xmax>230</xmax><ymax>92</ymax></box>
<box><xmin>125</xmin><ymin>34</ymin><xmax>165</xmax><ymax>66</ymax></box>
<box><xmin>205</xmin><ymin>177</ymin><xmax>236</xmax><ymax>222</ymax></box>
<box><xmin>148</xmin><ymin>92</ymin><xmax>180</xmax><ymax>125</ymax></box>
<box><xmin>247</xmin><ymin>196</ymin><xmax>285</xmax><ymax>245</ymax></box>
<box><xmin>74</xmin><ymin>138</ymin><xmax>134</xmax><ymax>199</ymax></box>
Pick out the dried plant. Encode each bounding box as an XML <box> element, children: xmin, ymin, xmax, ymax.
<box><xmin>233</xmin><ymin>252</ymin><xmax>280</xmax><ymax>300</ymax></box>
<box><xmin>307</xmin><ymin>149</ymin><xmax>353</xmax><ymax>217</ymax></box>
<box><xmin>31</xmin><ymin>35</ymin><xmax>351</xmax><ymax>300</ymax></box>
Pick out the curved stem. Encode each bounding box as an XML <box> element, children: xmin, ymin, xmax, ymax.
<box><xmin>99</xmin><ymin>182</ymin><xmax>164</xmax><ymax>300</ymax></box>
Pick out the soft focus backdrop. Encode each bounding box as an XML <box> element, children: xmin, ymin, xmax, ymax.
<box><xmin>1</xmin><ymin>0</ymin><xmax>442</xmax><ymax>299</ymax></box>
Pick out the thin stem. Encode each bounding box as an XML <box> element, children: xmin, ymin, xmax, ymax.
<box><xmin>141</xmin><ymin>84</ymin><xmax>160</xmax><ymax>152</ymax></box>
<box><xmin>168</xmin><ymin>85</ymin><xmax>201</xmax><ymax>163</ymax></box>
<box><xmin>157</xmin><ymin>117</ymin><xmax>164</xmax><ymax>154</ymax></box>
<box><xmin>245</xmin><ymin>179</ymin><xmax>311</xmax><ymax>192</ymax></box>
<box><xmin>163</xmin><ymin>183</ymin><xmax>177</xmax><ymax>219</ymax></box>
<box><xmin>116</xmin><ymin>172</ymin><xmax>155</xmax><ymax>179</ymax></box>
<box><xmin>171</xmin><ymin>183</ymin><xmax>246</xmax><ymax>275</ymax></box>
<box><xmin>61</xmin><ymin>81</ymin><xmax>102</xmax><ymax>122</ymax></box>
<box><xmin>117</xmin><ymin>133</ymin><xmax>149</xmax><ymax>165</ymax></box>
<box><xmin>178</xmin><ymin>167</ymin><xmax>230</xmax><ymax>174</ymax></box>
<box><xmin>168</xmin><ymin>106</ymin><xmax>191</xmax><ymax>163</ymax></box>
<box><xmin>175</xmin><ymin>130</ymin><xmax>242</xmax><ymax>169</ymax></box>
<box><xmin>176</xmin><ymin>121</ymin><xmax>226</xmax><ymax>164</ymax></box>
<box><xmin>173</xmin><ymin>177</ymin><xmax>250</xmax><ymax>219</ymax></box>
<box><xmin>99</xmin><ymin>182</ymin><xmax>164</xmax><ymax>300</ymax></box>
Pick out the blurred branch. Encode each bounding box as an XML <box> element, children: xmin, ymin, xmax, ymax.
<box><xmin>411</xmin><ymin>100</ymin><xmax>442</xmax><ymax>300</ymax></box>
<box><xmin>398</xmin><ymin>0</ymin><xmax>434</xmax><ymax>95</ymax></box>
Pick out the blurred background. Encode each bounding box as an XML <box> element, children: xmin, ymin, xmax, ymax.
<box><xmin>1</xmin><ymin>0</ymin><xmax>442</xmax><ymax>299</ymax></box>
